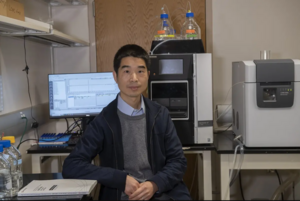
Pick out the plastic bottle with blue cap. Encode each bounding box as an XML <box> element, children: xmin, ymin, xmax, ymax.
<box><xmin>2</xmin><ymin>136</ymin><xmax>22</xmax><ymax>188</ymax></box>
<box><xmin>0</xmin><ymin>144</ymin><xmax>13</xmax><ymax>198</ymax></box>
<box><xmin>0</xmin><ymin>140</ymin><xmax>19</xmax><ymax>196</ymax></box>
<box><xmin>154</xmin><ymin>10</ymin><xmax>174</xmax><ymax>40</ymax></box>
<box><xmin>181</xmin><ymin>10</ymin><xmax>201</xmax><ymax>39</ymax></box>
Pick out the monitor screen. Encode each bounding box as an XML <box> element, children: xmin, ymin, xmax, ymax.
<box><xmin>48</xmin><ymin>72</ymin><xmax>120</xmax><ymax>118</ymax></box>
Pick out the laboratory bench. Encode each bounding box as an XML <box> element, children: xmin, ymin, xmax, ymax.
<box><xmin>214</xmin><ymin>132</ymin><xmax>300</xmax><ymax>200</ymax></box>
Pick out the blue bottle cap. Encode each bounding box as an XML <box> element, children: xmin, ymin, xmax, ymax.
<box><xmin>0</xmin><ymin>140</ymin><xmax>11</xmax><ymax>148</ymax></box>
<box><xmin>161</xmin><ymin>13</ymin><xmax>168</xmax><ymax>19</ymax></box>
<box><xmin>0</xmin><ymin>145</ymin><xmax>3</xmax><ymax>152</ymax></box>
<box><xmin>186</xmin><ymin>12</ymin><xmax>194</xmax><ymax>17</ymax></box>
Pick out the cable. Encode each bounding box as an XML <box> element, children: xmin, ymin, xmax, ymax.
<box><xmin>186</xmin><ymin>1</ymin><xmax>191</xmax><ymax>12</ymax></box>
<box><xmin>239</xmin><ymin>171</ymin><xmax>245</xmax><ymax>200</ymax></box>
<box><xmin>73</xmin><ymin>118</ymin><xmax>82</xmax><ymax>132</ymax></box>
<box><xmin>24</xmin><ymin>36</ymin><xmax>28</xmax><ymax>67</ymax></box>
<box><xmin>215</xmin><ymin>124</ymin><xmax>232</xmax><ymax>134</ymax></box>
<box><xmin>150</xmin><ymin>39</ymin><xmax>177</xmax><ymax>55</ymax></box>
<box><xmin>17</xmin><ymin>117</ymin><xmax>28</xmax><ymax>149</ymax></box>
<box><xmin>292</xmin><ymin>181</ymin><xmax>295</xmax><ymax>200</ymax></box>
<box><xmin>189</xmin><ymin>155</ymin><xmax>198</xmax><ymax>193</ymax></box>
<box><xmin>23</xmin><ymin>36</ymin><xmax>38</xmax><ymax>125</ymax></box>
<box><xmin>223</xmin><ymin>135</ymin><xmax>244</xmax><ymax>200</ymax></box>
<box><xmin>35</xmin><ymin>127</ymin><xmax>39</xmax><ymax>142</ymax></box>
<box><xmin>275</xmin><ymin>170</ymin><xmax>284</xmax><ymax>200</ymax></box>
<box><xmin>223</xmin><ymin>144</ymin><xmax>240</xmax><ymax>200</ymax></box>
<box><xmin>65</xmin><ymin>118</ymin><xmax>69</xmax><ymax>133</ymax></box>
<box><xmin>230</xmin><ymin>136</ymin><xmax>244</xmax><ymax>186</ymax></box>
<box><xmin>17</xmin><ymin>139</ymin><xmax>38</xmax><ymax>148</ymax></box>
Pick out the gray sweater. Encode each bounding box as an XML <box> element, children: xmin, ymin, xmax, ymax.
<box><xmin>117</xmin><ymin>110</ymin><xmax>153</xmax><ymax>200</ymax></box>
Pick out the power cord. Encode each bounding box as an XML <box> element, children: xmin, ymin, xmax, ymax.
<box><xmin>17</xmin><ymin>117</ymin><xmax>28</xmax><ymax>149</ymax></box>
<box><xmin>23</xmin><ymin>36</ymin><xmax>39</xmax><ymax>135</ymax></box>
<box><xmin>65</xmin><ymin>118</ymin><xmax>69</xmax><ymax>133</ymax></box>
<box><xmin>292</xmin><ymin>181</ymin><xmax>295</xmax><ymax>200</ymax></box>
<box><xmin>239</xmin><ymin>171</ymin><xmax>245</xmax><ymax>200</ymax></box>
<box><xmin>275</xmin><ymin>170</ymin><xmax>284</xmax><ymax>200</ymax></box>
<box><xmin>223</xmin><ymin>135</ymin><xmax>244</xmax><ymax>200</ymax></box>
<box><xmin>230</xmin><ymin>135</ymin><xmax>244</xmax><ymax>186</ymax></box>
<box><xmin>73</xmin><ymin>118</ymin><xmax>82</xmax><ymax>133</ymax></box>
<box><xmin>189</xmin><ymin>155</ymin><xmax>198</xmax><ymax>194</ymax></box>
<box><xmin>17</xmin><ymin>139</ymin><xmax>38</xmax><ymax>148</ymax></box>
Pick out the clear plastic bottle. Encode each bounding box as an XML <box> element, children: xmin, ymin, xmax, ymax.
<box><xmin>2</xmin><ymin>136</ymin><xmax>22</xmax><ymax>188</ymax></box>
<box><xmin>0</xmin><ymin>144</ymin><xmax>13</xmax><ymax>198</ymax></box>
<box><xmin>181</xmin><ymin>10</ymin><xmax>201</xmax><ymax>39</ymax></box>
<box><xmin>154</xmin><ymin>13</ymin><xmax>175</xmax><ymax>40</ymax></box>
<box><xmin>0</xmin><ymin>140</ymin><xmax>19</xmax><ymax>195</ymax></box>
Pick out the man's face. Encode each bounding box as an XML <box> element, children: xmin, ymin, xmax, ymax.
<box><xmin>113</xmin><ymin>56</ymin><xmax>149</xmax><ymax>100</ymax></box>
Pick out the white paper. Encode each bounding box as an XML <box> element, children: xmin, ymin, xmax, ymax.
<box><xmin>18</xmin><ymin>179</ymin><xmax>97</xmax><ymax>197</ymax></box>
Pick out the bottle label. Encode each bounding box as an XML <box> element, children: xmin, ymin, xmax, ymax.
<box><xmin>154</xmin><ymin>34</ymin><xmax>175</xmax><ymax>38</ymax></box>
<box><xmin>157</xmin><ymin>30</ymin><xmax>165</xmax><ymax>34</ymax></box>
<box><xmin>186</xmin><ymin>29</ymin><xmax>196</xmax><ymax>34</ymax></box>
<box><xmin>18</xmin><ymin>159</ymin><xmax>22</xmax><ymax>165</ymax></box>
<box><xmin>186</xmin><ymin>34</ymin><xmax>198</xmax><ymax>38</ymax></box>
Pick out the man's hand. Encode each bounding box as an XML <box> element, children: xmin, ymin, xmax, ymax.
<box><xmin>125</xmin><ymin>176</ymin><xmax>140</xmax><ymax>196</ymax></box>
<box><xmin>129</xmin><ymin>181</ymin><xmax>158</xmax><ymax>200</ymax></box>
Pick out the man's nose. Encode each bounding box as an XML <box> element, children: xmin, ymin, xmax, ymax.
<box><xmin>130</xmin><ymin>73</ymin><xmax>138</xmax><ymax>82</ymax></box>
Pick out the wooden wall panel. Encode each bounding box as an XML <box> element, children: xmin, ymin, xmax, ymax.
<box><xmin>95</xmin><ymin>0</ymin><xmax>206</xmax><ymax>72</ymax></box>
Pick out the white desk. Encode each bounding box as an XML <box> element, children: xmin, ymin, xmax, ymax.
<box><xmin>216</xmin><ymin>133</ymin><xmax>300</xmax><ymax>200</ymax></box>
<box><xmin>28</xmin><ymin>146</ymin><xmax>214</xmax><ymax>200</ymax></box>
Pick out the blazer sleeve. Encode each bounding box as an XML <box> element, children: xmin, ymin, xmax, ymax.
<box><xmin>62</xmin><ymin>116</ymin><xmax>127</xmax><ymax>191</ymax></box>
<box><xmin>147</xmin><ymin>108</ymin><xmax>187</xmax><ymax>193</ymax></box>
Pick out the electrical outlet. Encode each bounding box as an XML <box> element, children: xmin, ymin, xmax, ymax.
<box><xmin>20</xmin><ymin>112</ymin><xmax>26</xmax><ymax>118</ymax></box>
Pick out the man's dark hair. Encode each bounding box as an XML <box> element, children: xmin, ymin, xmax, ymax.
<box><xmin>113</xmin><ymin>44</ymin><xmax>150</xmax><ymax>74</ymax></box>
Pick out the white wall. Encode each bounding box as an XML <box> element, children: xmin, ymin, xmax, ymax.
<box><xmin>0</xmin><ymin>0</ymin><xmax>95</xmax><ymax>175</ymax></box>
<box><xmin>208</xmin><ymin>0</ymin><xmax>300</xmax><ymax>109</ymax></box>
<box><xmin>0</xmin><ymin>35</ymin><xmax>59</xmax><ymax>173</ymax></box>
<box><xmin>0</xmin><ymin>37</ymin><xmax>51</xmax><ymax>114</ymax></box>
<box><xmin>207</xmin><ymin>0</ymin><xmax>300</xmax><ymax>200</ymax></box>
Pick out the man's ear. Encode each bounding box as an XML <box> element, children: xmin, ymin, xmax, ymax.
<box><xmin>148</xmin><ymin>71</ymin><xmax>150</xmax><ymax>76</ymax></box>
<box><xmin>113</xmin><ymin>71</ymin><xmax>118</xmax><ymax>83</ymax></box>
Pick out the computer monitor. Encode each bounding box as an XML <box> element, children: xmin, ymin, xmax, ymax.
<box><xmin>48</xmin><ymin>72</ymin><xmax>120</xmax><ymax>119</ymax></box>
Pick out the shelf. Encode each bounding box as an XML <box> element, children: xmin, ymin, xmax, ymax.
<box><xmin>45</xmin><ymin>0</ymin><xmax>88</xmax><ymax>6</ymax></box>
<box><xmin>0</xmin><ymin>16</ymin><xmax>89</xmax><ymax>47</ymax></box>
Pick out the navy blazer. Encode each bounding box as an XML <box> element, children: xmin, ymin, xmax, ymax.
<box><xmin>62</xmin><ymin>96</ymin><xmax>191</xmax><ymax>200</ymax></box>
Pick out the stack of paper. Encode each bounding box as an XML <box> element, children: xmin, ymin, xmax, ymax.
<box><xmin>18</xmin><ymin>179</ymin><xmax>97</xmax><ymax>197</ymax></box>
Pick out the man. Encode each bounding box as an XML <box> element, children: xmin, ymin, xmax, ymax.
<box><xmin>62</xmin><ymin>44</ymin><xmax>191</xmax><ymax>200</ymax></box>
